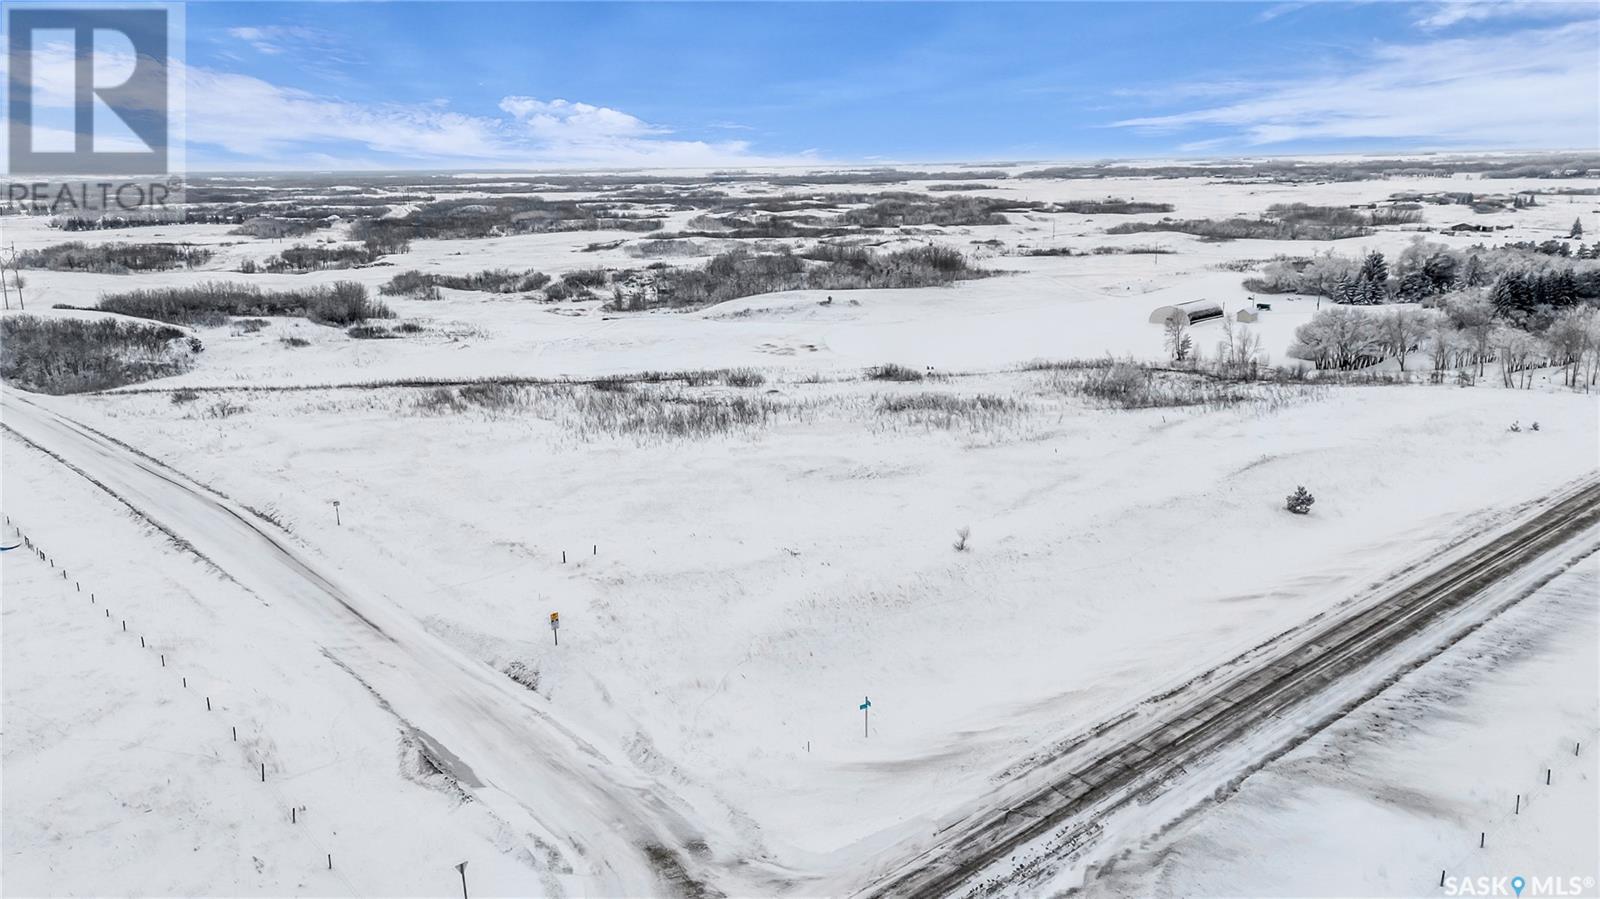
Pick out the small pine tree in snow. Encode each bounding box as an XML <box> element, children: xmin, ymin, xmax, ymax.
<box><xmin>1571</xmin><ymin>217</ymin><xmax>1583</xmax><ymax>240</ymax></box>
<box><xmin>1285</xmin><ymin>486</ymin><xmax>1315</xmax><ymax>515</ymax></box>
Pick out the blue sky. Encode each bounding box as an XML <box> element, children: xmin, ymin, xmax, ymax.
<box><xmin>17</xmin><ymin>1</ymin><xmax>1600</xmax><ymax>170</ymax></box>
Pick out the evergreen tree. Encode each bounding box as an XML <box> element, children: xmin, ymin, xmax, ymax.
<box><xmin>1422</xmin><ymin>252</ymin><xmax>1457</xmax><ymax>293</ymax></box>
<box><xmin>1460</xmin><ymin>254</ymin><xmax>1486</xmax><ymax>287</ymax></box>
<box><xmin>1335</xmin><ymin>275</ymin><xmax>1359</xmax><ymax>304</ymax></box>
<box><xmin>1285</xmin><ymin>486</ymin><xmax>1315</xmax><ymax>515</ymax></box>
<box><xmin>1359</xmin><ymin>250</ymin><xmax>1388</xmax><ymax>285</ymax></box>
<box><xmin>1550</xmin><ymin>269</ymin><xmax>1579</xmax><ymax>307</ymax></box>
<box><xmin>1490</xmin><ymin>273</ymin><xmax>1523</xmax><ymax>315</ymax></box>
<box><xmin>1571</xmin><ymin>217</ymin><xmax>1584</xmax><ymax>239</ymax></box>
<box><xmin>1397</xmin><ymin>269</ymin><xmax>1431</xmax><ymax>303</ymax></box>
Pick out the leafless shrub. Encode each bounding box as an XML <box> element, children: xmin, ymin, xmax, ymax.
<box><xmin>459</xmin><ymin>382</ymin><xmax>527</xmax><ymax>410</ymax></box>
<box><xmin>414</xmin><ymin>387</ymin><xmax>468</xmax><ymax>414</ymax></box>
<box><xmin>720</xmin><ymin>368</ymin><xmax>767</xmax><ymax>388</ymax></box>
<box><xmin>0</xmin><ymin>315</ymin><xmax>196</xmax><ymax>393</ymax></box>
<box><xmin>1043</xmin><ymin>360</ymin><xmax>1321</xmax><ymax>412</ymax></box>
<box><xmin>96</xmin><ymin>279</ymin><xmax>392</xmax><ymax>326</ymax></box>
<box><xmin>198</xmin><ymin>399</ymin><xmax>247</xmax><ymax>419</ymax></box>
<box><xmin>866</xmin><ymin>363</ymin><xmax>924</xmax><ymax>382</ymax></box>
<box><xmin>407</xmin><ymin>381</ymin><xmax>789</xmax><ymax>442</ymax></box>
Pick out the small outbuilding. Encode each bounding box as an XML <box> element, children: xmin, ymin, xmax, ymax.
<box><xmin>1236</xmin><ymin>300</ymin><xmax>1271</xmax><ymax>322</ymax></box>
<box><xmin>1149</xmin><ymin>299</ymin><xmax>1224</xmax><ymax>326</ymax></box>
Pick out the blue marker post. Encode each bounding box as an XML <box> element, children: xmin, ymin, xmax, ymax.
<box><xmin>860</xmin><ymin>696</ymin><xmax>872</xmax><ymax>738</ymax></box>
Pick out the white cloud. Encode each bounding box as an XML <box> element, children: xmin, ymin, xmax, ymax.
<box><xmin>1256</xmin><ymin>2</ymin><xmax>1310</xmax><ymax>23</ymax></box>
<box><xmin>1111</xmin><ymin>21</ymin><xmax>1599</xmax><ymax>149</ymax></box>
<box><xmin>8</xmin><ymin>37</ymin><xmax>803</xmax><ymax>168</ymax></box>
<box><xmin>484</xmin><ymin>96</ymin><xmax>783</xmax><ymax>168</ymax></box>
<box><xmin>226</xmin><ymin>25</ymin><xmax>330</xmax><ymax>56</ymax></box>
<box><xmin>1413</xmin><ymin>0</ymin><xmax>1598</xmax><ymax>30</ymax></box>
<box><xmin>498</xmin><ymin>96</ymin><xmax>664</xmax><ymax>141</ymax></box>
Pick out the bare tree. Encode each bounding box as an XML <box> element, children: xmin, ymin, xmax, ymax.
<box><xmin>1288</xmin><ymin>306</ymin><xmax>1380</xmax><ymax>370</ymax></box>
<box><xmin>1163</xmin><ymin>316</ymin><xmax>1192</xmax><ymax>364</ymax></box>
<box><xmin>1545</xmin><ymin>306</ymin><xmax>1597</xmax><ymax>388</ymax></box>
<box><xmin>1425</xmin><ymin>314</ymin><xmax>1461</xmax><ymax>376</ymax></box>
<box><xmin>1442</xmin><ymin>291</ymin><xmax>1496</xmax><ymax>377</ymax></box>
<box><xmin>1492</xmin><ymin>326</ymin><xmax>1540</xmax><ymax>389</ymax></box>
<box><xmin>1377</xmin><ymin>307</ymin><xmax>1432</xmax><ymax>372</ymax></box>
<box><xmin>1215</xmin><ymin>317</ymin><xmax>1265</xmax><ymax>377</ymax></box>
<box><xmin>1</xmin><ymin>245</ymin><xmax>23</xmax><ymax>311</ymax></box>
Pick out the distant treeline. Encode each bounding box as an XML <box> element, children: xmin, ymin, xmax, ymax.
<box><xmin>1053</xmin><ymin>199</ymin><xmax>1174</xmax><ymax>215</ymax></box>
<box><xmin>350</xmin><ymin>197</ymin><xmax>664</xmax><ymax>243</ymax></box>
<box><xmin>1020</xmin><ymin>154</ymin><xmax>1600</xmax><ymax>182</ymax></box>
<box><xmin>94</xmin><ymin>280</ymin><xmax>393</xmax><ymax>326</ymax></box>
<box><xmin>14</xmin><ymin>241</ymin><xmax>214</xmax><ymax>273</ymax></box>
<box><xmin>1106</xmin><ymin>204</ymin><xmax>1422</xmax><ymax>241</ymax></box>
<box><xmin>381</xmin><ymin>268</ymin><xmax>552</xmax><ymax>299</ymax></box>
<box><xmin>242</xmin><ymin>238</ymin><xmax>409</xmax><ymax>274</ymax></box>
<box><xmin>615</xmin><ymin>244</ymin><xmax>990</xmax><ymax>311</ymax></box>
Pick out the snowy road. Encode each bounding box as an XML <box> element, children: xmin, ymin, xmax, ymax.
<box><xmin>0</xmin><ymin>390</ymin><xmax>724</xmax><ymax>897</ymax></box>
<box><xmin>856</xmin><ymin>476</ymin><xmax>1600</xmax><ymax>898</ymax></box>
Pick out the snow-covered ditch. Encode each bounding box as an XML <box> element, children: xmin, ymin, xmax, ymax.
<box><xmin>1073</xmin><ymin>554</ymin><xmax>1599</xmax><ymax>899</ymax></box>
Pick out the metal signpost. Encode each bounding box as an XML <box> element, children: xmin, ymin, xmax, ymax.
<box><xmin>860</xmin><ymin>696</ymin><xmax>871</xmax><ymax>737</ymax></box>
<box><xmin>550</xmin><ymin>611</ymin><xmax>559</xmax><ymax>646</ymax></box>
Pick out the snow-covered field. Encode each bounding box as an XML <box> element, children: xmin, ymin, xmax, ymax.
<box><xmin>4</xmin><ymin>161</ymin><xmax>1598</xmax><ymax>896</ymax></box>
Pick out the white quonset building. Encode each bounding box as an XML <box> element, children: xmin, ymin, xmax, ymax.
<box><xmin>1149</xmin><ymin>299</ymin><xmax>1224</xmax><ymax>326</ymax></box>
